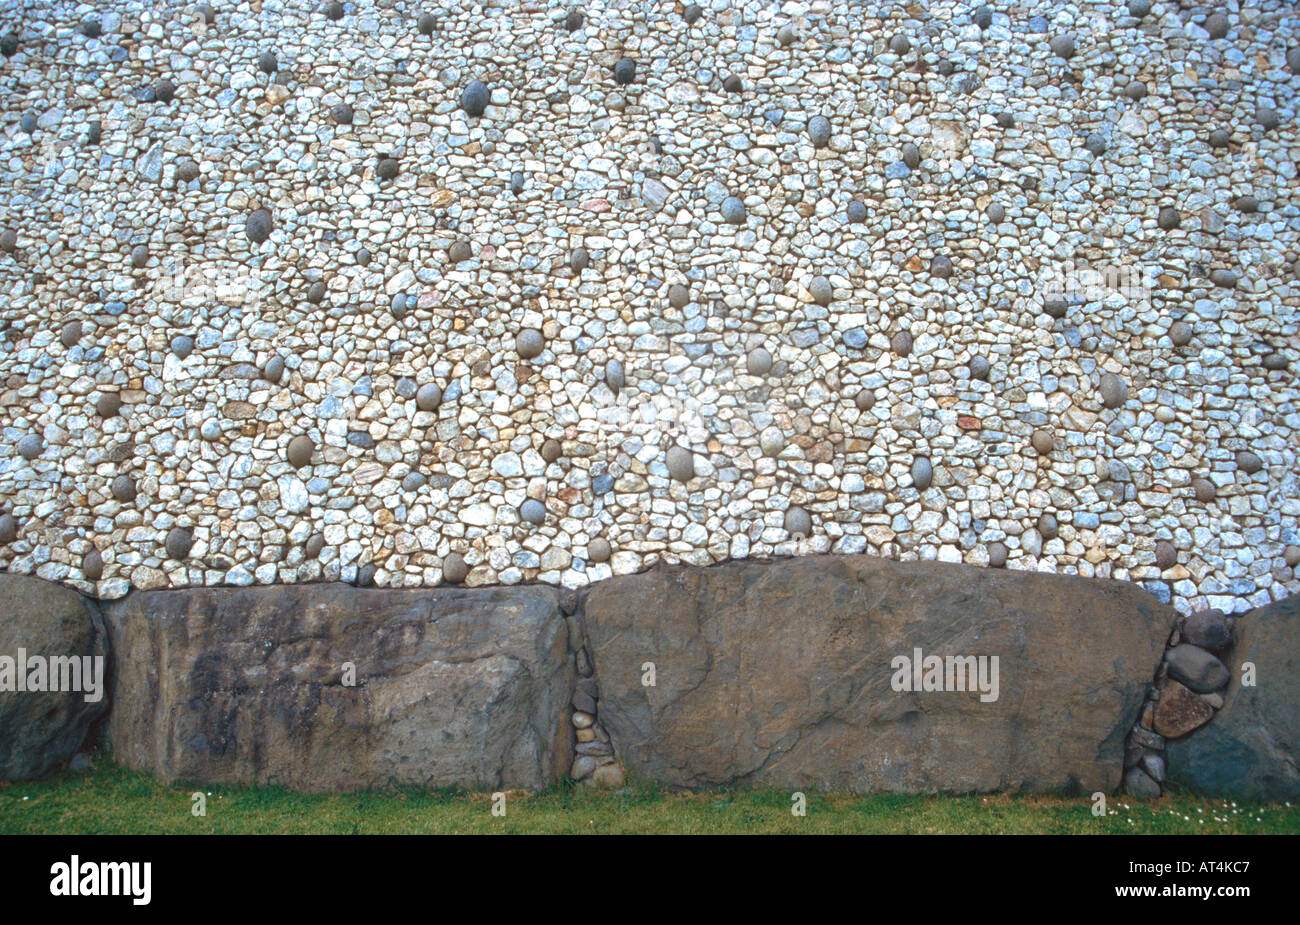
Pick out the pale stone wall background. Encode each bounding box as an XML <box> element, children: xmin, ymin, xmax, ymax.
<box><xmin>0</xmin><ymin>0</ymin><xmax>1296</xmax><ymax>615</ymax></box>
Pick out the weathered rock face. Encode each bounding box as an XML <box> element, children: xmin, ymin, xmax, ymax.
<box><xmin>0</xmin><ymin>574</ymin><xmax>109</xmax><ymax>779</ymax></box>
<box><xmin>105</xmin><ymin>584</ymin><xmax>573</xmax><ymax>792</ymax></box>
<box><xmin>583</xmin><ymin>557</ymin><xmax>1174</xmax><ymax>794</ymax></box>
<box><xmin>1168</xmin><ymin>595</ymin><xmax>1299</xmax><ymax>800</ymax></box>
<box><xmin>1153</xmin><ymin>680</ymin><xmax>1215</xmax><ymax>739</ymax></box>
<box><xmin>1166</xmin><ymin>643</ymin><xmax>1230</xmax><ymax>693</ymax></box>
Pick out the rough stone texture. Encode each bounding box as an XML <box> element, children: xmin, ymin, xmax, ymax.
<box><xmin>1124</xmin><ymin>766</ymin><xmax>1161</xmax><ymax>798</ymax></box>
<box><xmin>1169</xmin><ymin>595</ymin><xmax>1300</xmax><ymax>800</ymax></box>
<box><xmin>164</xmin><ymin>526</ymin><xmax>193</xmax><ymax>560</ymax></box>
<box><xmin>441</xmin><ymin>552</ymin><xmax>468</xmax><ymax>584</ymax></box>
<box><xmin>519</xmin><ymin>498</ymin><xmax>546</xmax><ymax>525</ymax></box>
<box><xmin>111</xmin><ymin>475</ymin><xmax>137</xmax><ymax>503</ymax></box>
<box><xmin>0</xmin><ymin>574</ymin><xmax>109</xmax><ymax>779</ymax></box>
<box><xmin>807</xmin><ymin>115</ymin><xmax>831</xmax><ymax>148</ymax></box>
<box><xmin>59</xmin><ymin>321</ymin><xmax>82</xmax><ymax>349</ymax></box>
<box><xmin>81</xmin><ymin>548</ymin><xmax>103</xmax><ymax>581</ymax></box>
<box><xmin>901</xmin><ymin>141</ymin><xmax>921</xmax><ymax>170</ymax></box>
<box><xmin>1049</xmin><ymin>34</ymin><xmax>1076</xmax><ymax>60</ymax></box>
<box><xmin>759</xmin><ymin>426</ymin><xmax>784</xmax><ymax>457</ymax></box>
<box><xmin>244</xmin><ymin>208</ymin><xmax>272</xmax><ymax>243</ymax></box>
<box><xmin>783</xmin><ymin>506</ymin><xmax>811</xmax><ymax>537</ymax></box>
<box><xmin>0</xmin><ymin>2</ymin><xmax>1293</xmax><ymax>618</ymax></box>
<box><xmin>1037</xmin><ymin>512</ymin><xmax>1059</xmax><ymax>541</ymax></box>
<box><xmin>1166</xmin><ymin>643</ymin><xmax>1230</xmax><ymax>693</ymax></box>
<box><xmin>1099</xmin><ymin>373</ymin><xmax>1128</xmax><ymax>409</ymax></box>
<box><xmin>587</xmin><ymin>537</ymin><xmax>611</xmax><ymax>563</ymax></box>
<box><xmin>1182</xmin><ymin>608</ymin><xmax>1233</xmax><ymax>651</ymax></box>
<box><xmin>263</xmin><ymin>355</ymin><xmax>286</xmax><ymax>383</ymax></box>
<box><xmin>516</xmin><ymin>329</ymin><xmax>544</xmax><ymax>359</ymax></box>
<box><xmin>612</xmin><ymin>57</ymin><xmax>635</xmax><ymax>85</ymax></box>
<box><xmin>584</xmin><ymin>557</ymin><xmax>1173</xmax><ymax>793</ymax></box>
<box><xmin>460</xmin><ymin>80</ymin><xmax>489</xmax><ymax>117</ymax></box>
<box><xmin>745</xmin><ymin>347</ymin><xmax>772</xmax><ymax>377</ymax></box>
<box><xmin>95</xmin><ymin>392</ymin><xmax>122</xmax><ymax>419</ymax></box>
<box><xmin>665</xmin><ymin>445</ymin><xmax>695</xmax><ymax>482</ymax></box>
<box><xmin>1153</xmin><ymin>680</ymin><xmax>1215</xmax><ymax>739</ymax></box>
<box><xmin>910</xmin><ymin>456</ymin><xmax>932</xmax><ymax>491</ymax></box>
<box><xmin>808</xmin><ymin>275</ymin><xmax>832</xmax><ymax>306</ymax></box>
<box><xmin>105</xmin><ymin>583</ymin><xmax>574</xmax><ymax>791</ymax></box>
<box><xmin>415</xmin><ymin>383</ymin><xmax>442</xmax><ymax>412</ymax></box>
<box><xmin>604</xmin><ymin>359</ymin><xmax>625</xmax><ymax>393</ymax></box>
<box><xmin>286</xmin><ymin>435</ymin><xmax>315</xmax><ymax>469</ymax></box>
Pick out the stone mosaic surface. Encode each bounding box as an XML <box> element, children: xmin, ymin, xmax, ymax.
<box><xmin>0</xmin><ymin>1</ymin><xmax>1296</xmax><ymax>613</ymax></box>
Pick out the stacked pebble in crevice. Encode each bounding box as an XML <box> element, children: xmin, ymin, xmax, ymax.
<box><xmin>1123</xmin><ymin>605</ymin><xmax>1236</xmax><ymax>797</ymax></box>
<box><xmin>0</xmin><ymin>2</ymin><xmax>1296</xmax><ymax>617</ymax></box>
<box><xmin>562</xmin><ymin>589</ymin><xmax>623</xmax><ymax>788</ymax></box>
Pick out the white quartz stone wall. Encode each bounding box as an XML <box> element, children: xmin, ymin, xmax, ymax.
<box><xmin>0</xmin><ymin>1</ymin><xmax>1295</xmax><ymax>615</ymax></box>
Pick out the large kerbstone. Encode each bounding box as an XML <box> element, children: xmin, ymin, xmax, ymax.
<box><xmin>0</xmin><ymin>575</ymin><xmax>109</xmax><ymax>779</ymax></box>
<box><xmin>584</xmin><ymin>557</ymin><xmax>1173</xmax><ymax>794</ymax></box>
<box><xmin>105</xmin><ymin>583</ymin><xmax>574</xmax><ymax>791</ymax></box>
<box><xmin>1168</xmin><ymin>595</ymin><xmax>1299</xmax><ymax>800</ymax></box>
